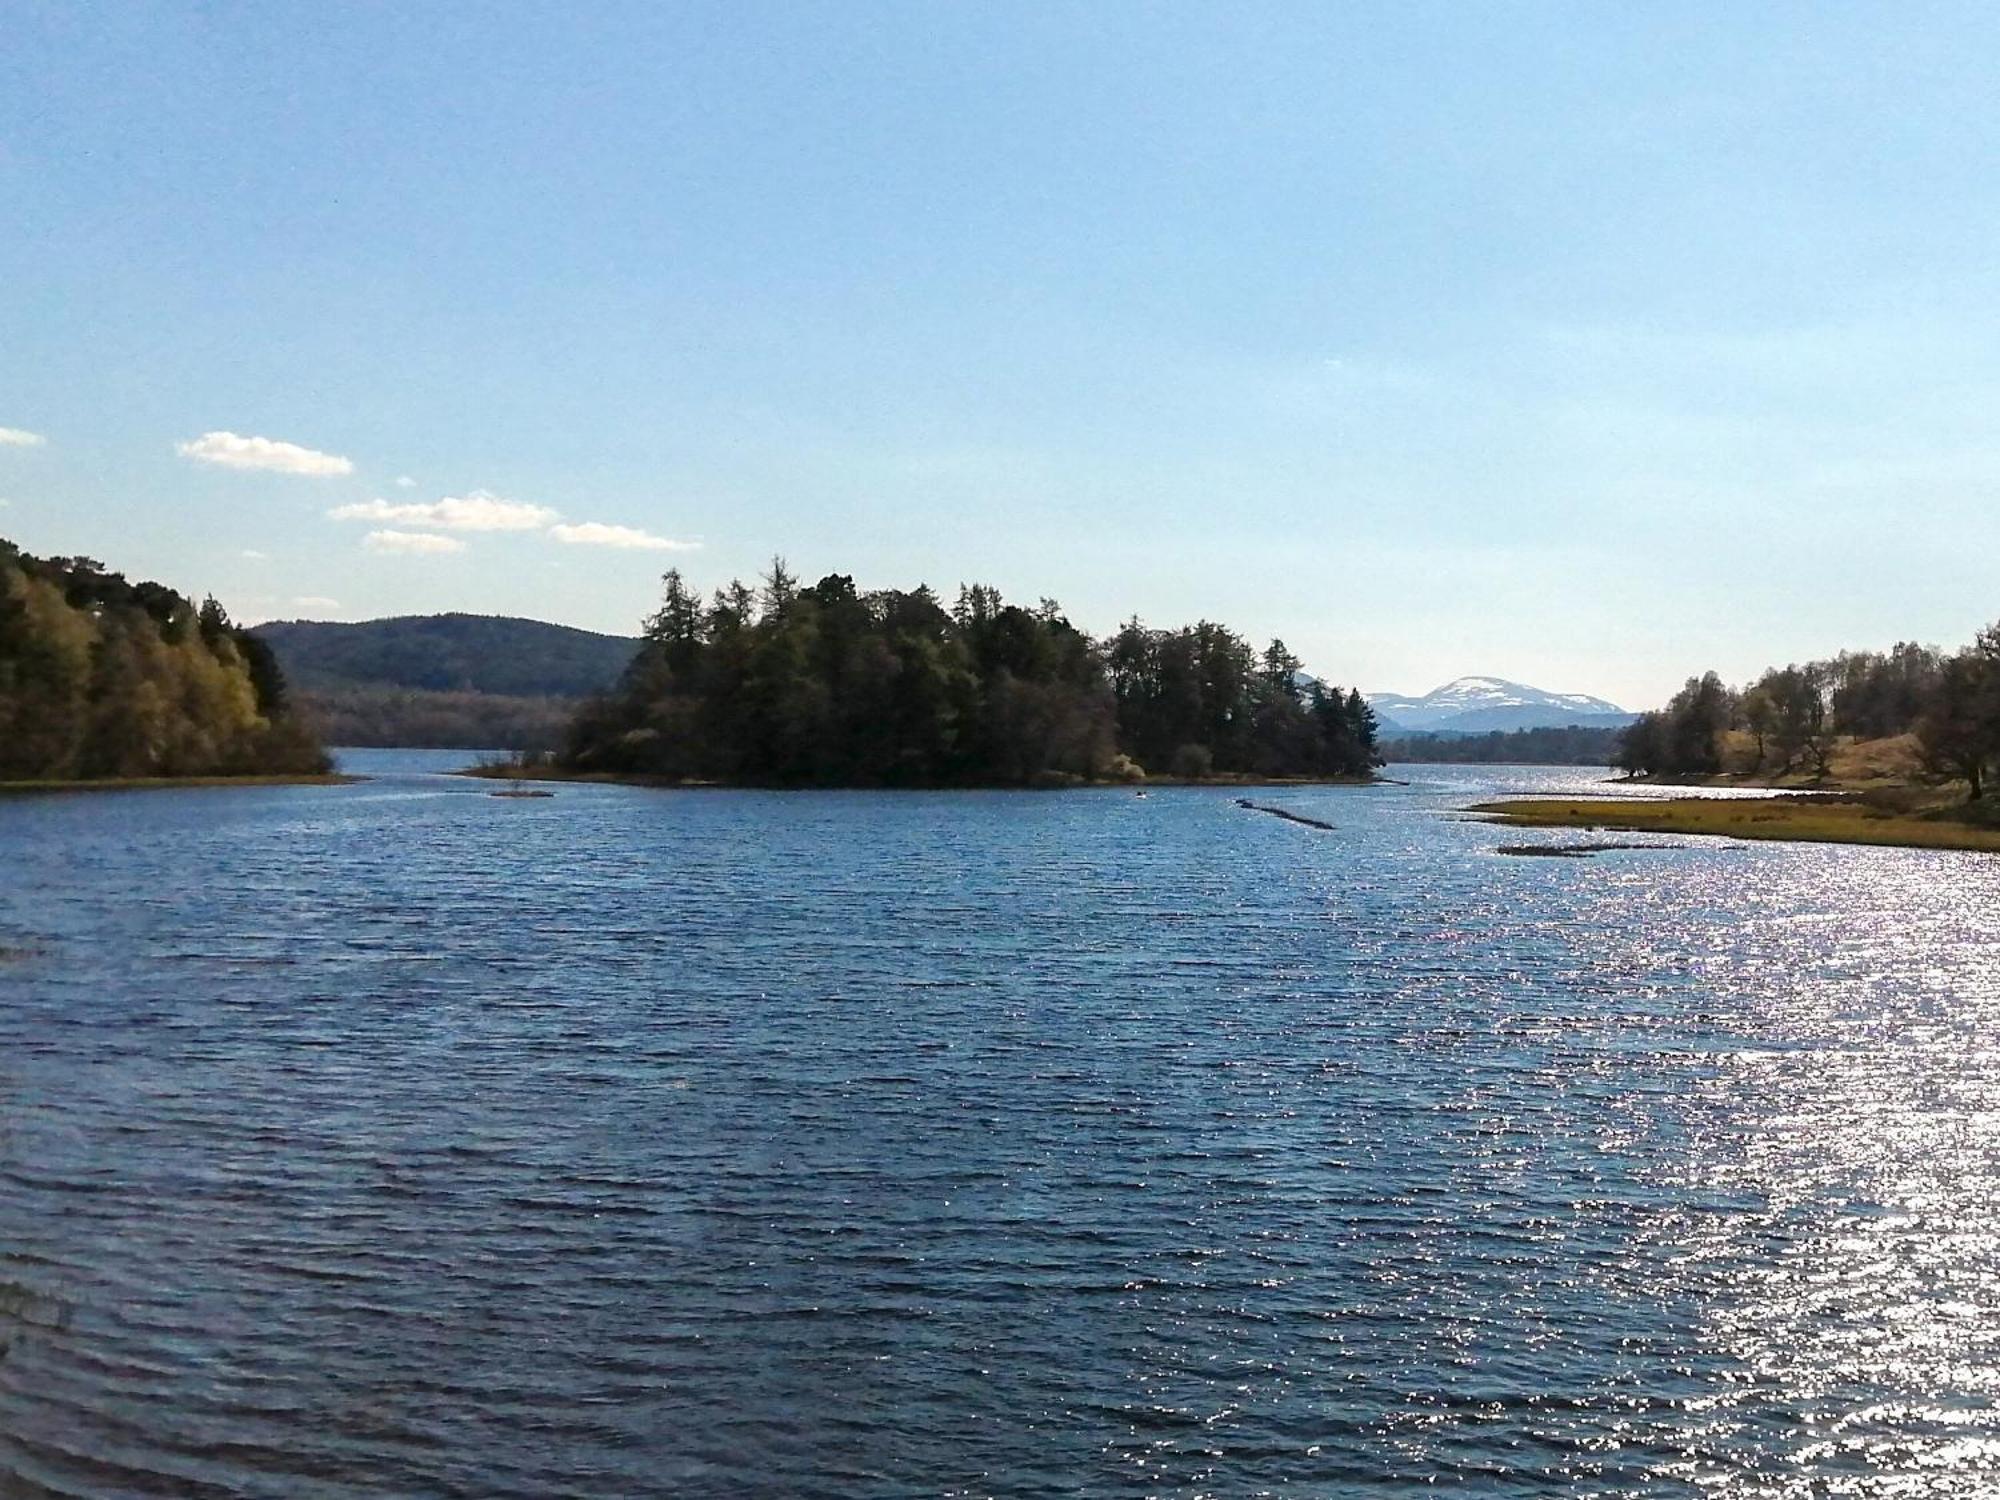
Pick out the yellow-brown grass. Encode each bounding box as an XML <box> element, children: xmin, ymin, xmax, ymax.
<box><xmin>1646</xmin><ymin>732</ymin><xmax>1930</xmax><ymax>789</ymax></box>
<box><xmin>1473</xmin><ymin>795</ymin><xmax>2000</xmax><ymax>853</ymax></box>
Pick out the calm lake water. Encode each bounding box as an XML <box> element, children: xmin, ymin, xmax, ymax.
<box><xmin>2</xmin><ymin>752</ymin><xmax>1997</xmax><ymax>1497</ymax></box>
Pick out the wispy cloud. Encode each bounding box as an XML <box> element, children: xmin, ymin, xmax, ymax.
<box><xmin>394</xmin><ymin>475</ymin><xmax>417</xmax><ymax>488</ymax></box>
<box><xmin>0</xmin><ymin>427</ymin><xmax>46</xmax><ymax>448</ymax></box>
<box><xmin>240</xmin><ymin>548</ymin><xmax>268</xmax><ymax>560</ymax></box>
<box><xmin>329</xmin><ymin>491</ymin><xmax>555</xmax><ymax>531</ymax></box>
<box><xmin>362</xmin><ymin>529</ymin><xmax>464</xmax><ymax>555</ymax></box>
<box><xmin>292</xmin><ymin>595</ymin><xmax>342</xmax><ymax>610</ymax></box>
<box><xmin>177</xmin><ymin>431</ymin><xmax>353</xmax><ymax>476</ymax></box>
<box><xmin>547</xmin><ymin>521</ymin><xmax>699</xmax><ymax>551</ymax></box>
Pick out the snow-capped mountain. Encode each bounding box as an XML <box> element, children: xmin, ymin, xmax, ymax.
<box><xmin>1366</xmin><ymin>676</ymin><xmax>1634</xmax><ymax>735</ymax></box>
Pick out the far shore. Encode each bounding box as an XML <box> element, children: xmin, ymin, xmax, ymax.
<box><xmin>0</xmin><ymin>773</ymin><xmax>364</xmax><ymax>797</ymax></box>
<box><xmin>1472</xmin><ymin>794</ymin><xmax>2000</xmax><ymax>854</ymax></box>
<box><xmin>456</xmin><ymin>763</ymin><xmax>1382</xmax><ymax>792</ymax></box>
<box><xmin>1588</xmin><ymin>775</ymin><xmax>1846</xmax><ymax>800</ymax></box>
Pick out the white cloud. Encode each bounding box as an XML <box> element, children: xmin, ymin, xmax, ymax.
<box><xmin>240</xmin><ymin>548</ymin><xmax>269</xmax><ymax>560</ymax></box>
<box><xmin>328</xmin><ymin>490</ymin><xmax>555</xmax><ymax>531</ymax></box>
<box><xmin>395</xmin><ymin>475</ymin><xmax>417</xmax><ymax>488</ymax></box>
<box><xmin>362</xmin><ymin>529</ymin><xmax>464</xmax><ymax>555</ymax></box>
<box><xmin>327</xmin><ymin>498</ymin><xmax>406</xmax><ymax>523</ymax></box>
<box><xmin>292</xmin><ymin>595</ymin><xmax>342</xmax><ymax>610</ymax></box>
<box><xmin>547</xmin><ymin>521</ymin><xmax>699</xmax><ymax>551</ymax></box>
<box><xmin>176</xmin><ymin>430</ymin><xmax>353</xmax><ymax>476</ymax></box>
<box><xmin>0</xmin><ymin>427</ymin><xmax>46</xmax><ymax>447</ymax></box>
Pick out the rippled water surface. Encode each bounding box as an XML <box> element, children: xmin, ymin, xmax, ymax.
<box><xmin>3</xmin><ymin>753</ymin><xmax>1998</xmax><ymax>1497</ymax></box>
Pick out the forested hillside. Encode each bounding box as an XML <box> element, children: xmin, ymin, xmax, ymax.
<box><xmin>300</xmin><ymin>685</ymin><xmax>577</xmax><ymax>750</ymax></box>
<box><xmin>252</xmin><ymin>614</ymin><xmax>639</xmax><ymax>749</ymax></box>
<box><xmin>1381</xmin><ymin>725</ymin><xmax>1624</xmax><ymax>765</ymax></box>
<box><xmin>252</xmin><ymin>614</ymin><xmax>637</xmax><ymax>695</ymax></box>
<box><xmin>1617</xmin><ymin>625</ymin><xmax>2000</xmax><ymax>799</ymax></box>
<box><xmin>0</xmin><ymin>540</ymin><xmax>327</xmax><ymax>781</ymax></box>
<box><xmin>565</xmin><ymin>563</ymin><xmax>1380</xmax><ymax>785</ymax></box>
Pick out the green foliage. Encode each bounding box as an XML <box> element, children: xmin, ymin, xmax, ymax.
<box><xmin>1915</xmin><ymin>630</ymin><xmax>2000</xmax><ymax>800</ymax></box>
<box><xmin>1618</xmin><ymin>665</ymin><xmax>1807</xmax><ymax>778</ymax></box>
<box><xmin>565</xmin><ymin>566</ymin><xmax>1379</xmax><ymax>786</ymax></box>
<box><xmin>0</xmin><ymin>539</ymin><xmax>328</xmax><ymax>780</ymax></box>
<box><xmin>1666</xmin><ymin>672</ymin><xmax>1731</xmax><ymax>774</ymax></box>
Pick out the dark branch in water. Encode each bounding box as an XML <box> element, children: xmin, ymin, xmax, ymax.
<box><xmin>1498</xmin><ymin>842</ymin><xmax>1680</xmax><ymax>857</ymax></box>
<box><xmin>1236</xmin><ymin>799</ymin><xmax>1336</xmax><ymax>831</ymax></box>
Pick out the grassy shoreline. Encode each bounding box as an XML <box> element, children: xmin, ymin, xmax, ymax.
<box><xmin>0</xmin><ymin>773</ymin><xmax>363</xmax><ymax>796</ymax></box>
<box><xmin>1614</xmin><ymin>733</ymin><xmax>1956</xmax><ymax>796</ymax></box>
<box><xmin>1472</xmin><ymin>795</ymin><xmax>2000</xmax><ymax>853</ymax></box>
<box><xmin>1614</xmin><ymin>771</ymin><xmax>1903</xmax><ymax>793</ymax></box>
<box><xmin>457</xmin><ymin>763</ymin><xmax>1381</xmax><ymax>792</ymax></box>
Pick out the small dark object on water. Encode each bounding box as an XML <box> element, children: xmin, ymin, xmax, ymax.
<box><xmin>1236</xmin><ymin>799</ymin><xmax>1336</xmax><ymax>831</ymax></box>
<box><xmin>1498</xmin><ymin>842</ymin><xmax>1681</xmax><ymax>858</ymax></box>
<box><xmin>490</xmin><ymin>788</ymin><xmax>555</xmax><ymax>799</ymax></box>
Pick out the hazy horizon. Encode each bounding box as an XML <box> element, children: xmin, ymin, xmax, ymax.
<box><xmin>8</xmin><ymin>3</ymin><xmax>2000</xmax><ymax>708</ymax></box>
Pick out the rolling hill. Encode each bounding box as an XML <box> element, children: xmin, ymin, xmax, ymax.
<box><xmin>252</xmin><ymin>614</ymin><xmax>640</xmax><ymax>696</ymax></box>
<box><xmin>251</xmin><ymin>614</ymin><xmax>640</xmax><ymax>749</ymax></box>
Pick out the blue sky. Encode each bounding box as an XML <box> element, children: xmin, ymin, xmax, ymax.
<box><xmin>5</xmin><ymin>3</ymin><xmax>1998</xmax><ymax>707</ymax></box>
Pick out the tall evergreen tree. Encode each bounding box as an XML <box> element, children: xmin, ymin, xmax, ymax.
<box><xmin>565</xmin><ymin>569</ymin><xmax>1378</xmax><ymax>786</ymax></box>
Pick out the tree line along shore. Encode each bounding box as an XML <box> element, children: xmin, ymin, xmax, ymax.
<box><xmin>0</xmin><ymin>545</ymin><xmax>1381</xmax><ymax>792</ymax></box>
<box><xmin>1379</xmin><ymin>724</ymin><xmax>1624</xmax><ymax>765</ymax></box>
<box><xmin>11</xmin><ymin>532</ymin><xmax>1996</xmax><ymax>860</ymax></box>
<box><xmin>1483</xmin><ymin>618</ymin><xmax>2000</xmax><ymax>853</ymax></box>
<box><xmin>1</xmin><ymin>540</ymin><xmax>328</xmax><ymax>784</ymax></box>
<box><xmin>1612</xmin><ymin>628</ymin><xmax>1998</xmax><ymax>798</ymax></box>
<box><xmin>553</xmin><ymin>562</ymin><xmax>1382</xmax><ymax>787</ymax></box>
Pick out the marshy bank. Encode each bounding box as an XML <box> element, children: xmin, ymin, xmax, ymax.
<box><xmin>1474</xmin><ymin>793</ymin><xmax>2000</xmax><ymax>853</ymax></box>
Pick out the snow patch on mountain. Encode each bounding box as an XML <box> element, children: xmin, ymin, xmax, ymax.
<box><xmin>1367</xmin><ymin>677</ymin><xmax>1633</xmax><ymax>734</ymax></box>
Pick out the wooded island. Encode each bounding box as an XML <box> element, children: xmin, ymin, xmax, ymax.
<box><xmin>559</xmin><ymin>563</ymin><xmax>1381</xmax><ymax>787</ymax></box>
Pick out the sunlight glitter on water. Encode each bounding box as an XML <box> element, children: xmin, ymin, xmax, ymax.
<box><xmin>0</xmin><ymin>760</ymin><xmax>1997</xmax><ymax>1496</ymax></box>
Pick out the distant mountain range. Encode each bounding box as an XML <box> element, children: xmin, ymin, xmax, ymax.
<box><xmin>1366</xmin><ymin>676</ymin><xmax>1635</xmax><ymax>735</ymax></box>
